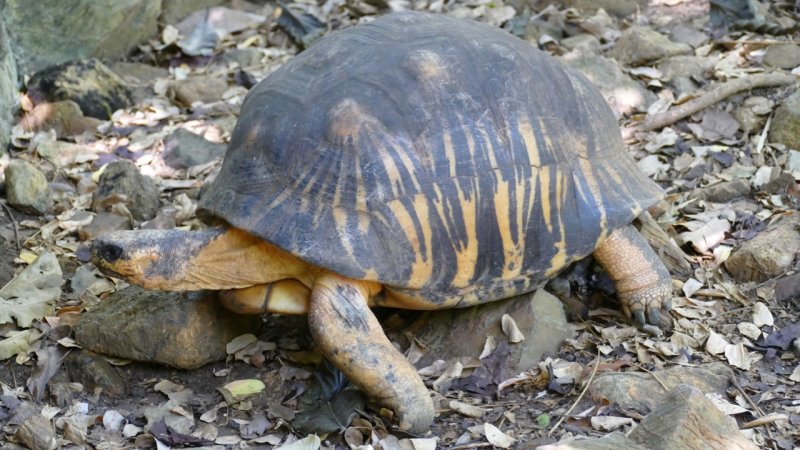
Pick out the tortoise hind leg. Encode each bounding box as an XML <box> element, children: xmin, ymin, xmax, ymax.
<box><xmin>593</xmin><ymin>224</ymin><xmax>673</xmax><ymax>331</ymax></box>
<box><xmin>308</xmin><ymin>273</ymin><xmax>434</xmax><ymax>433</ymax></box>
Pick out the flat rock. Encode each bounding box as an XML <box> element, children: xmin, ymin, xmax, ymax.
<box><xmin>170</xmin><ymin>76</ymin><xmax>228</xmax><ymax>106</ymax></box>
<box><xmin>161</xmin><ymin>0</ymin><xmax>227</xmax><ymax>25</ymax></box>
<box><xmin>0</xmin><ymin>21</ymin><xmax>17</xmax><ymax>153</ymax></box>
<box><xmin>4</xmin><ymin>159</ymin><xmax>52</xmax><ymax>215</ymax></box>
<box><xmin>692</xmin><ymin>178</ymin><xmax>751</xmax><ymax>203</ymax></box>
<box><xmin>163</xmin><ymin>128</ymin><xmax>227</xmax><ymax>169</ymax></box>
<box><xmin>589</xmin><ymin>363</ymin><xmax>733</xmax><ymax>412</ymax></box>
<box><xmin>724</xmin><ymin>213</ymin><xmax>800</xmax><ymax>283</ymax></box>
<box><xmin>26</xmin><ymin>59</ymin><xmax>132</xmax><ymax>119</ymax></box>
<box><xmin>63</xmin><ymin>349</ymin><xmax>126</xmax><ymax>396</ymax></box>
<box><xmin>668</xmin><ymin>23</ymin><xmax>709</xmax><ymax>48</ymax></box>
<box><xmin>409</xmin><ymin>289</ymin><xmax>572</xmax><ymax>374</ymax></box>
<box><xmin>768</xmin><ymin>90</ymin><xmax>800</xmax><ymax>149</ymax></box>
<box><xmin>562</xmin><ymin>54</ymin><xmax>655</xmax><ymax>116</ymax></box>
<box><xmin>92</xmin><ymin>160</ymin><xmax>160</xmax><ymax>221</ymax></box>
<box><xmin>762</xmin><ymin>44</ymin><xmax>800</xmax><ymax>69</ymax></box>
<box><xmin>612</xmin><ymin>26</ymin><xmax>691</xmax><ymax>66</ymax></box>
<box><xmin>628</xmin><ymin>385</ymin><xmax>758</xmax><ymax>450</ymax></box>
<box><xmin>74</xmin><ymin>287</ymin><xmax>262</xmax><ymax>369</ymax></box>
<box><xmin>657</xmin><ymin>55</ymin><xmax>715</xmax><ymax>81</ymax></box>
<box><xmin>3</xmin><ymin>0</ymin><xmax>160</xmax><ymax>74</ymax></box>
<box><xmin>775</xmin><ymin>273</ymin><xmax>800</xmax><ymax>303</ymax></box>
<box><xmin>561</xmin><ymin>0</ymin><xmax>641</xmax><ymax>16</ymax></box>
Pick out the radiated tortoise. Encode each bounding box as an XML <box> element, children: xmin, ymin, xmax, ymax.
<box><xmin>91</xmin><ymin>11</ymin><xmax>673</xmax><ymax>433</ymax></box>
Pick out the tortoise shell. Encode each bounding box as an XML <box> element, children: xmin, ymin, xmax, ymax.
<box><xmin>198</xmin><ymin>11</ymin><xmax>663</xmax><ymax>306</ymax></box>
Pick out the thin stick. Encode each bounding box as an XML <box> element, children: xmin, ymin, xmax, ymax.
<box><xmin>0</xmin><ymin>201</ymin><xmax>21</xmax><ymax>254</ymax></box>
<box><xmin>642</xmin><ymin>72</ymin><xmax>795</xmax><ymax>131</ymax></box>
<box><xmin>548</xmin><ymin>350</ymin><xmax>601</xmax><ymax>437</ymax></box>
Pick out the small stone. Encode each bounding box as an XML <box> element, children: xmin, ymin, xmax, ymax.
<box><xmin>612</xmin><ymin>26</ymin><xmax>691</xmax><ymax>66</ymax></box>
<box><xmin>724</xmin><ymin>213</ymin><xmax>800</xmax><ymax>283</ymax></box>
<box><xmin>774</xmin><ymin>273</ymin><xmax>800</xmax><ymax>303</ymax></box>
<box><xmin>768</xmin><ymin>91</ymin><xmax>800</xmax><ymax>149</ymax></box>
<box><xmin>629</xmin><ymin>385</ymin><xmax>758</xmax><ymax>450</ymax></box>
<box><xmin>763</xmin><ymin>44</ymin><xmax>800</xmax><ymax>69</ymax></box>
<box><xmin>590</xmin><ymin>363</ymin><xmax>734</xmax><ymax>413</ymax></box>
<box><xmin>15</xmin><ymin>413</ymin><xmax>57</xmax><ymax>450</ymax></box>
<box><xmin>215</xmin><ymin>48</ymin><xmax>263</xmax><ymax>69</ymax></box>
<box><xmin>92</xmin><ymin>160</ymin><xmax>160</xmax><ymax>221</ymax></box>
<box><xmin>693</xmin><ymin>179</ymin><xmax>751</xmax><ymax>203</ymax></box>
<box><xmin>63</xmin><ymin>350</ymin><xmax>126</xmax><ymax>396</ymax></box>
<box><xmin>669</xmin><ymin>23</ymin><xmax>709</xmax><ymax>48</ymax></box>
<box><xmin>74</xmin><ymin>287</ymin><xmax>262</xmax><ymax>369</ymax></box>
<box><xmin>4</xmin><ymin>159</ymin><xmax>52</xmax><ymax>215</ymax></box>
<box><xmin>562</xmin><ymin>54</ymin><xmax>656</xmax><ymax>116</ymax></box>
<box><xmin>170</xmin><ymin>76</ymin><xmax>228</xmax><ymax>106</ymax></box>
<box><xmin>562</xmin><ymin>0</ymin><xmax>639</xmax><ymax>16</ymax></box>
<box><xmin>732</xmin><ymin>106</ymin><xmax>766</xmax><ymax>134</ymax></box>
<box><xmin>163</xmin><ymin>128</ymin><xmax>227</xmax><ymax>169</ymax></box>
<box><xmin>560</xmin><ymin>34</ymin><xmax>601</xmax><ymax>53</ymax></box>
<box><xmin>657</xmin><ymin>56</ymin><xmax>716</xmax><ymax>81</ymax></box>
<box><xmin>26</xmin><ymin>59</ymin><xmax>132</xmax><ymax>119</ymax></box>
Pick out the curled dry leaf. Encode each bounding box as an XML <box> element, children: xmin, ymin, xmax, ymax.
<box><xmin>218</xmin><ymin>379</ymin><xmax>266</xmax><ymax>403</ymax></box>
<box><xmin>705</xmin><ymin>331</ymin><xmax>728</xmax><ymax>355</ymax></box>
<box><xmin>501</xmin><ymin>314</ymin><xmax>525</xmax><ymax>343</ymax></box>
<box><xmin>737</xmin><ymin>322</ymin><xmax>761</xmax><ymax>340</ymax></box>
<box><xmin>590</xmin><ymin>416</ymin><xmax>634</xmax><ymax>431</ymax></box>
<box><xmin>484</xmin><ymin>423</ymin><xmax>515</xmax><ymax>448</ymax></box>
<box><xmin>724</xmin><ymin>343</ymin><xmax>751</xmax><ymax>371</ymax></box>
<box><xmin>0</xmin><ymin>252</ymin><xmax>63</xmax><ymax>328</ymax></box>
<box><xmin>752</xmin><ymin>302</ymin><xmax>774</xmax><ymax>327</ymax></box>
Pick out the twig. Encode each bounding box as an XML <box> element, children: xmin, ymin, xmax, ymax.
<box><xmin>0</xmin><ymin>200</ymin><xmax>21</xmax><ymax>254</ymax></box>
<box><xmin>548</xmin><ymin>349</ymin><xmax>601</xmax><ymax>437</ymax></box>
<box><xmin>642</xmin><ymin>72</ymin><xmax>796</xmax><ymax>131</ymax></box>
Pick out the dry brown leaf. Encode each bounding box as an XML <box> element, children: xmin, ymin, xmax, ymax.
<box><xmin>501</xmin><ymin>314</ymin><xmax>525</xmax><ymax>343</ymax></box>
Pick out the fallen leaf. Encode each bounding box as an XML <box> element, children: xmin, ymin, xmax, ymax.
<box><xmin>0</xmin><ymin>252</ymin><xmax>63</xmax><ymax>327</ymax></box>
<box><xmin>705</xmin><ymin>330</ymin><xmax>728</xmax><ymax>355</ymax></box>
<box><xmin>501</xmin><ymin>314</ymin><xmax>525</xmax><ymax>343</ymax></box>
<box><xmin>724</xmin><ymin>343</ymin><xmax>751</xmax><ymax>370</ymax></box>
<box><xmin>752</xmin><ymin>302</ymin><xmax>774</xmax><ymax>327</ymax></box>
<box><xmin>449</xmin><ymin>400</ymin><xmax>487</xmax><ymax>418</ymax></box>
<box><xmin>218</xmin><ymin>379</ymin><xmax>266</xmax><ymax>403</ymax></box>
<box><xmin>276</xmin><ymin>434</ymin><xmax>321</xmax><ymax>450</ymax></box>
<box><xmin>226</xmin><ymin>334</ymin><xmax>258</xmax><ymax>354</ymax></box>
<box><xmin>484</xmin><ymin>423</ymin><xmax>514</xmax><ymax>448</ymax></box>
<box><xmin>590</xmin><ymin>415</ymin><xmax>634</xmax><ymax>431</ymax></box>
<box><xmin>0</xmin><ymin>329</ymin><xmax>43</xmax><ymax>360</ymax></box>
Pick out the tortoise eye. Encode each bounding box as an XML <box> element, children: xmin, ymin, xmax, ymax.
<box><xmin>98</xmin><ymin>243</ymin><xmax>124</xmax><ymax>263</ymax></box>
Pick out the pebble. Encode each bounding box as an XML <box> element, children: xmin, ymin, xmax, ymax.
<box><xmin>762</xmin><ymin>44</ymin><xmax>800</xmax><ymax>69</ymax></box>
<box><xmin>612</xmin><ymin>26</ymin><xmax>691</xmax><ymax>66</ymax></box>
<box><xmin>724</xmin><ymin>213</ymin><xmax>800</xmax><ymax>283</ymax></box>
<box><xmin>768</xmin><ymin>91</ymin><xmax>800</xmax><ymax>148</ymax></box>
<box><xmin>4</xmin><ymin>159</ymin><xmax>52</xmax><ymax>215</ymax></box>
<box><xmin>92</xmin><ymin>160</ymin><xmax>160</xmax><ymax>221</ymax></box>
<box><xmin>163</xmin><ymin>128</ymin><xmax>226</xmax><ymax>169</ymax></box>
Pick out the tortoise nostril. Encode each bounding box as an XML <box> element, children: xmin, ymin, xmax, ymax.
<box><xmin>99</xmin><ymin>244</ymin><xmax>124</xmax><ymax>263</ymax></box>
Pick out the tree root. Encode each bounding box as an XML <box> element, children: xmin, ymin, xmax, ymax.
<box><xmin>642</xmin><ymin>72</ymin><xmax>796</xmax><ymax>131</ymax></box>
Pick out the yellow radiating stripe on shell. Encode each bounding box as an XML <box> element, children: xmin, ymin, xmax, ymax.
<box><xmin>494</xmin><ymin>177</ymin><xmax>523</xmax><ymax>280</ymax></box>
<box><xmin>546</xmin><ymin>168</ymin><xmax>568</xmax><ymax>276</ymax></box>
<box><xmin>442</xmin><ymin>128</ymin><xmax>457</xmax><ymax>179</ymax></box>
<box><xmin>387</xmin><ymin>195</ymin><xmax>433</xmax><ymax>288</ymax></box>
<box><xmin>578</xmin><ymin>158</ymin><xmax>608</xmax><ymax>235</ymax></box>
<box><xmin>452</xmin><ymin>184</ymin><xmax>478</xmax><ymax>288</ymax></box>
<box><xmin>517</xmin><ymin>115</ymin><xmax>541</xmax><ymax>168</ymax></box>
<box><xmin>539</xmin><ymin>165</ymin><xmax>553</xmax><ymax>233</ymax></box>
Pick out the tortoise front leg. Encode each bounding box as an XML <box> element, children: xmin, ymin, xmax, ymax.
<box><xmin>593</xmin><ymin>224</ymin><xmax>673</xmax><ymax>331</ymax></box>
<box><xmin>308</xmin><ymin>274</ymin><xmax>434</xmax><ymax>433</ymax></box>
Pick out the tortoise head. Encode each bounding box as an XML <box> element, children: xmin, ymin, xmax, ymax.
<box><xmin>91</xmin><ymin>228</ymin><xmax>226</xmax><ymax>290</ymax></box>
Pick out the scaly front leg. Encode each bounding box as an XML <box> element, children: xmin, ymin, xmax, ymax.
<box><xmin>308</xmin><ymin>273</ymin><xmax>434</xmax><ymax>433</ymax></box>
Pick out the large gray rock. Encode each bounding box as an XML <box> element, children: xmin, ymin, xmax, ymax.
<box><xmin>4</xmin><ymin>159</ymin><xmax>52</xmax><ymax>215</ymax></box>
<box><xmin>769</xmin><ymin>90</ymin><xmax>800</xmax><ymax>149</ymax></box>
<box><xmin>0</xmin><ymin>21</ymin><xmax>17</xmax><ymax>153</ymax></box>
<box><xmin>75</xmin><ymin>287</ymin><xmax>262</xmax><ymax>369</ymax></box>
<box><xmin>724</xmin><ymin>213</ymin><xmax>800</xmax><ymax>283</ymax></box>
<box><xmin>2</xmin><ymin>0</ymin><xmax>161</xmax><ymax>75</ymax></box>
<box><xmin>563</xmin><ymin>54</ymin><xmax>656</xmax><ymax>116</ymax></box>
<box><xmin>409</xmin><ymin>289</ymin><xmax>572</xmax><ymax>374</ymax></box>
<box><xmin>612</xmin><ymin>26</ymin><xmax>692</xmax><ymax>66</ymax></box>
<box><xmin>763</xmin><ymin>44</ymin><xmax>800</xmax><ymax>69</ymax></box>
